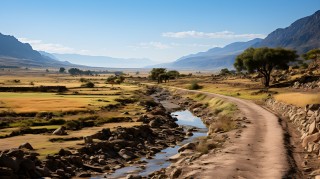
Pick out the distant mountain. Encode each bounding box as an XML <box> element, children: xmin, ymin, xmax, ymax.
<box><xmin>150</xmin><ymin>38</ymin><xmax>262</xmax><ymax>69</ymax></box>
<box><xmin>154</xmin><ymin>10</ymin><xmax>320</xmax><ymax>70</ymax></box>
<box><xmin>0</xmin><ymin>33</ymin><xmax>154</xmax><ymax>69</ymax></box>
<box><xmin>256</xmin><ymin>10</ymin><xmax>320</xmax><ymax>53</ymax></box>
<box><xmin>0</xmin><ymin>33</ymin><xmax>44</xmax><ymax>61</ymax></box>
<box><xmin>52</xmin><ymin>53</ymin><xmax>156</xmax><ymax>68</ymax></box>
<box><xmin>0</xmin><ymin>33</ymin><xmax>78</xmax><ymax>68</ymax></box>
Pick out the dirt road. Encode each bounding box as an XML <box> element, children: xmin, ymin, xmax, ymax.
<box><xmin>175</xmin><ymin>89</ymin><xmax>289</xmax><ymax>179</ymax></box>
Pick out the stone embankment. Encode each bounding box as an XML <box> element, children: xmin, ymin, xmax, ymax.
<box><xmin>265</xmin><ymin>98</ymin><xmax>320</xmax><ymax>176</ymax></box>
<box><xmin>292</xmin><ymin>80</ymin><xmax>320</xmax><ymax>90</ymax></box>
<box><xmin>0</xmin><ymin>92</ymin><xmax>187</xmax><ymax>178</ymax></box>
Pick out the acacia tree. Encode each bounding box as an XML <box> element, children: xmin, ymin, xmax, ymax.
<box><xmin>234</xmin><ymin>47</ymin><xmax>297</xmax><ymax>87</ymax></box>
<box><xmin>149</xmin><ymin>68</ymin><xmax>167</xmax><ymax>80</ymax></box>
<box><xmin>303</xmin><ymin>49</ymin><xmax>320</xmax><ymax>69</ymax></box>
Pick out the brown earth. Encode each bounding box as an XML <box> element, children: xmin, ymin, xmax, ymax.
<box><xmin>172</xmin><ymin>88</ymin><xmax>290</xmax><ymax>179</ymax></box>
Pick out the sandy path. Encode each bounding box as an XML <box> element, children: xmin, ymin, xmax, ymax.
<box><xmin>174</xmin><ymin>88</ymin><xmax>289</xmax><ymax>179</ymax></box>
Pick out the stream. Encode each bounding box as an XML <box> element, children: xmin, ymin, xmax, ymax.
<box><xmin>97</xmin><ymin>110</ymin><xmax>208</xmax><ymax>179</ymax></box>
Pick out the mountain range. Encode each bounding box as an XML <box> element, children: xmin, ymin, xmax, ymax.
<box><xmin>51</xmin><ymin>53</ymin><xmax>155</xmax><ymax>68</ymax></box>
<box><xmin>149</xmin><ymin>38</ymin><xmax>262</xmax><ymax>69</ymax></box>
<box><xmin>0</xmin><ymin>10</ymin><xmax>319</xmax><ymax>69</ymax></box>
<box><xmin>153</xmin><ymin>10</ymin><xmax>320</xmax><ymax>69</ymax></box>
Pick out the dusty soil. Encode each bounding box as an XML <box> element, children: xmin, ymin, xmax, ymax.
<box><xmin>172</xmin><ymin>88</ymin><xmax>290</xmax><ymax>179</ymax></box>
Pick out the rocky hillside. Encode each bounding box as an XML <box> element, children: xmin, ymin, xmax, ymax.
<box><xmin>0</xmin><ymin>33</ymin><xmax>77</xmax><ymax>68</ymax></box>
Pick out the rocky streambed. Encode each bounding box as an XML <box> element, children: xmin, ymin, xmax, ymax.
<box><xmin>102</xmin><ymin>110</ymin><xmax>208</xmax><ymax>178</ymax></box>
<box><xmin>0</xmin><ymin>86</ymin><xmax>209</xmax><ymax>179</ymax></box>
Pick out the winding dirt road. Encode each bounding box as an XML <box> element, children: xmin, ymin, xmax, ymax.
<box><xmin>175</xmin><ymin>89</ymin><xmax>289</xmax><ymax>179</ymax></box>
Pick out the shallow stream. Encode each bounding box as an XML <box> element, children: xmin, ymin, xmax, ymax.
<box><xmin>96</xmin><ymin>110</ymin><xmax>208</xmax><ymax>179</ymax></box>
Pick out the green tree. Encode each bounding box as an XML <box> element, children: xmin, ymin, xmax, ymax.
<box><xmin>68</xmin><ymin>68</ymin><xmax>81</xmax><ymax>75</ymax></box>
<box><xmin>106</xmin><ymin>75</ymin><xmax>125</xmax><ymax>85</ymax></box>
<box><xmin>303</xmin><ymin>49</ymin><xmax>320</xmax><ymax>69</ymax></box>
<box><xmin>158</xmin><ymin>73</ymin><xmax>169</xmax><ymax>83</ymax></box>
<box><xmin>234</xmin><ymin>47</ymin><xmax>297</xmax><ymax>87</ymax></box>
<box><xmin>81</xmin><ymin>81</ymin><xmax>94</xmax><ymax>88</ymax></box>
<box><xmin>59</xmin><ymin>67</ymin><xmax>66</xmax><ymax>73</ymax></box>
<box><xmin>149</xmin><ymin>68</ymin><xmax>167</xmax><ymax>81</ymax></box>
<box><xmin>219</xmin><ymin>68</ymin><xmax>230</xmax><ymax>75</ymax></box>
<box><xmin>166</xmin><ymin>70</ymin><xmax>180</xmax><ymax>79</ymax></box>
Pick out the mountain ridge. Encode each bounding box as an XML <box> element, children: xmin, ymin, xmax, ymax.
<box><xmin>151</xmin><ymin>10</ymin><xmax>320</xmax><ymax>70</ymax></box>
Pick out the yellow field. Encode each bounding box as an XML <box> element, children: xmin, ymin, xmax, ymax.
<box><xmin>275</xmin><ymin>92</ymin><xmax>320</xmax><ymax>107</ymax></box>
<box><xmin>0</xmin><ymin>92</ymin><xmax>120</xmax><ymax>113</ymax></box>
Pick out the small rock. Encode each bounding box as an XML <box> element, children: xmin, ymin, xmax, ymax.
<box><xmin>178</xmin><ymin>143</ymin><xmax>196</xmax><ymax>153</ymax></box>
<box><xmin>310</xmin><ymin>169</ymin><xmax>320</xmax><ymax>175</ymax></box>
<box><xmin>53</xmin><ymin>126</ymin><xmax>67</xmax><ymax>135</ymax></box>
<box><xmin>19</xmin><ymin>142</ymin><xmax>34</xmax><ymax>150</ymax></box>
<box><xmin>302</xmin><ymin>133</ymin><xmax>320</xmax><ymax>148</ymax></box>
<box><xmin>126</xmin><ymin>174</ymin><xmax>142</xmax><ymax>179</ymax></box>
<box><xmin>308</xmin><ymin>120</ymin><xmax>317</xmax><ymax>135</ymax></box>
<box><xmin>84</xmin><ymin>136</ymin><xmax>93</xmax><ymax>144</ymax></box>
<box><xmin>303</xmin><ymin>167</ymin><xmax>312</xmax><ymax>172</ymax></box>
<box><xmin>170</xmin><ymin>168</ymin><xmax>182</xmax><ymax>179</ymax></box>
<box><xmin>77</xmin><ymin>172</ymin><xmax>92</xmax><ymax>177</ymax></box>
<box><xmin>56</xmin><ymin>169</ymin><xmax>65</xmax><ymax>176</ymax></box>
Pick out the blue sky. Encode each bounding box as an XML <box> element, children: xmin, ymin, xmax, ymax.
<box><xmin>1</xmin><ymin>0</ymin><xmax>319</xmax><ymax>62</ymax></box>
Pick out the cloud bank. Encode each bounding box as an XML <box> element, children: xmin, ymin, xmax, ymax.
<box><xmin>18</xmin><ymin>37</ymin><xmax>89</xmax><ymax>54</ymax></box>
<box><xmin>162</xmin><ymin>30</ymin><xmax>266</xmax><ymax>39</ymax></box>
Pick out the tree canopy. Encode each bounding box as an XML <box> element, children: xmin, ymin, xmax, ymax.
<box><xmin>234</xmin><ymin>47</ymin><xmax>297</xmax><ymax>87</ymax></box>
<box><xmin>149</xmin><ymin>68</ymin><xmax>180</xmax><ymax>83</ymax></box>
<box><xmin>303</xmin><ymin>49</ymin><xmax>320</xmax><ymax>69</ymax></box>
<box><xmin>149</xmin><ymin>68</ymin><xmax>167</xmax><ymax>81</ymax></box>
<box><xmin>106</xmin><ymin>75</ymin><xmax>125</xmax><ymax>85</ymax></box>
<box><xmin>68</xmin><ymin>68</ymin><xmax>92</xmax><ymax>76</ymax></box>
<box><xmin>59</xmin><ymin>67</ymin><xmax>65</xmax><ymax>73</ymax></box>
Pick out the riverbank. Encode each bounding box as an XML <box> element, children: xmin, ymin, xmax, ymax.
<box><xmin>154</xmin><ymin>86</ymin><xmax>290</xmax><ymax>179</ymax></box>
<box><xmin>0</xmin><ymin>86</ymin><xmax>188</xmax><ymax>178</ymax></box>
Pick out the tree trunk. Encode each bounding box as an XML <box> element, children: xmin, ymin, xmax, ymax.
<box><xmin>264</xmin><ymin>74</ymin><xmax>270</xmax><ymax>87</ymax></box>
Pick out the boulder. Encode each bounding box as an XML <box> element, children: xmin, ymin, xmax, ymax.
<box><xmin>7</xmin><ymin>148</ymin><xmax>24</xmax><ymax>159</ymax></box>
<box><xmin>52</xmin><ymin>126</ymin><xmax>67</xmax><ymax>135</ymax></box>
<box><xmin>0</xmin><ymin>154</ymin><xmax>18</xmax><ymax>171</ymax></box>
<box><xmin>58</xmin><ymin>148</ymin><xmax>72</xmax><ymax>156</ymax></box>
<box><xmin>149</xmin><ymin>119</ymin><xmax>161</xmax><ymax>128</ymax></box>
<box><xmin>302</xmin><ymin>133</ymin><xmax>320</xmax><ymax>148</ymax></box>
<box><xmin>0</xmin><ymin>167</ymin><xmax>14</xmax><ymax>178</ymax></box>
<box><xmin>18</xmin><ymin>142</ymin><xmax>34</xmax><ymax>150</ymax></box>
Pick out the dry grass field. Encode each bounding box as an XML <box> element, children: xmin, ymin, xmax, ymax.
<box><xmin>275</xmin><ymin>92</ymin><xmax>320</xmax><ymax>107</ymax></box>
<box><xmin>0</xmin><ymin>68</ymin><xmax>148</xmax><ymax>157</ymax></box>
<box><xmin>160</xmin><ymin>73</ymin><xmax>320</xmax><ymax>106</ymax></box>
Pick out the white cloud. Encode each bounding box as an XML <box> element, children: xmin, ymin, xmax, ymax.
<box><xmin>130</xmin><ymin>41</ymin><xmax>220</xmax><ymax>50</ymax></box>
<box><xmin>18</xmin><ymin>37</ymin><xmax>89</xmax><ymax>54</ymax></box>
<box><xmin>130</xmin><ymin>41</ymin><xmax>171</xmax><ymax>50</ymax></box>
<box><xmin>162</xmin><ymin>30</ymin><xmax>266</xmax><ymax>39</ymax></box>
